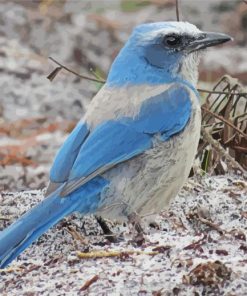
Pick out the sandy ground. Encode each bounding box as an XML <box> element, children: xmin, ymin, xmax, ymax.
<box><xmin>0</xmin><ymin>175</ymin><xmax>247</xmax><ymax>295</ymax></box>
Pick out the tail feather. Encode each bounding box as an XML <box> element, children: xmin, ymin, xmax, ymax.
<box><xmin>0</xmin><ymin>187</ymin><xmax>75</xmax><ymax>268</ymax></box>
<box><xmin>0</xmin><ymin>177</ymin><xmax>108</xmax><ymax>268</ymax></box>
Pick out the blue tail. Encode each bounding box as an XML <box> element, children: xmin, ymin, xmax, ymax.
<box><xmin>0</xmin><ymin>177</ymin><xmax>108</xmax><ymax>268</ymax></box>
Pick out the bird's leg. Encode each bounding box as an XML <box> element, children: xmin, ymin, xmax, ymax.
<box><xmin>95</xmin><ymin>216</ymin><xmax>119</xmax><ymax>243</ymax></box>
<box><xmin>127</xmin><ymin>212</ymin><xmax>145</xmax><ymax>246</ymax></box>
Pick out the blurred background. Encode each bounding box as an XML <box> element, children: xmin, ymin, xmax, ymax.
<box><xmin>0</xmin><ymin>0</ymin><xmax>246</xmax><ymax>191</ymax></box>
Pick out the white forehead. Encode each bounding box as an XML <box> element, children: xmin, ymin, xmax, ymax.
<box><xmin>133</xmin><ymin>22</ymin><xmax>202</xmax><ymax>42</ymax></box>
<box><xmin>162</xmin><ymin>22</ymin><xmax>201</xmax><ymax>34</ymax></box>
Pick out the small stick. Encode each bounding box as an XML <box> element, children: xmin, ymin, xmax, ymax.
<box><xmin>66</xmin><ymin>225</ymin><xmax>88</xmax><ymax>244</ymax></box>
<box><xmin>77</xmin><ymin>249</ymin><xmax>158</xmax><ymax>259</ymax></box>
<box><xmin>0</xmin><ymin>266</ymin><xmax>24</xmax><ymax>273</ymax></box>
<box><xmin>48</xmin><ymin>57</ymin><xmax>105</xmax><ymax>83</ymax></box>
<box><xmin>202</xmin><ymin>106</ymin><xmax>247</xmax><ymax>139</ymax></box>
<box><xmin>49</xmin><ymin>57</ymin><xmax>247</xmax><ymax>103</ymax></box>
<box><xmin>80</xmin><ymin>275</ymin><xmax>99</xmax><ymax>291</ymax></box>
<box><xmin>48</xmin><ymin>57</ymin><xmax>247</xmax><ymax>98</ymax></box>
<box><xmin>184</xmin><ymin>233</ymin><xmax>207</xmax><ymax>250</ymax></box>
<box><xmin>196</xmin><ymin>215</ymin><xmax>224</xmax><ymax>235</ymax></box>
<box><xmin>176</xmin><ymin>0</ymin><xmax>180</xmax><ymax>21</ymax></box>
<box><xmin>0</xmin><ymin>217</ymin><xmax>10</xmax><ymax>221</ymax></box>
<box><xmin>198</xmin><ymin>88</ymin><xmax>247</xmax><ymax>96</ymax></box>
<box><xmin>201</xmin><ymin>126</ymin><xmax>245</xmax><ymax>174</ymax></box>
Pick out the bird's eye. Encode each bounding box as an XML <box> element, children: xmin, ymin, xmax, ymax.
<box><xmin>163</xmin><ymin>34</ymin><xmax>182</xmax><ymax>48</ymax></box>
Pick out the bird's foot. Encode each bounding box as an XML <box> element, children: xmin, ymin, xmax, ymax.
<box><xmin>95</xmin><ymin>216</ymin><xmax>122</xmax><ymax>243</ymax></box>
<box><xmin>128</xmin><ymin>212</ymin><xmax>145</xmax><ymax>246</ymax></box>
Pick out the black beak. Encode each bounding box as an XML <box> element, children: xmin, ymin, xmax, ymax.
<box><xmin>187</xmin><ymin>32</ymin><xmax>233</xmax><ymax>53</ymax></box>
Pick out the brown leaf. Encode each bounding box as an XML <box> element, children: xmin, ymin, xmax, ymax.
<box><xmin>215</xmin><ymin>249</ymin><xmax>229</xmax><ymax>256</ymax></box>
<box><xmin>152</xmin><ymin>245</ymin><xmax>171</xmax><ymax>253</ymax></box>
<box><xmin>183</xmin><ymin>261</ymin><xmax>231</xmax><ymax>286</ymax></box>
<box><xmin>80</xmin><ymin>275</ymin><xmax>99</xmax><ymax>291</ymax></box>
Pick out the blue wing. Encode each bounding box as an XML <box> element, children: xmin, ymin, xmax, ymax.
<box><xmin>50</xmin><ymin>121</ymin><xmax>89</xmax><ymax>183</ymax></box>
<box><xmin>130</xmin><ymin>84</ymin><xmax>192</xmax><ymax>140</ymax></box>
<box><xmin>51</xmin><ymin>84</ymin><xmax>192</xmax><ymax>196</ymax></box>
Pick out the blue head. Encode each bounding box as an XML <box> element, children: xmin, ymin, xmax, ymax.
<box><xmin>107</xmin><ymin>22</ymin><xmax>231</xmax><ymax>88</ymax></box>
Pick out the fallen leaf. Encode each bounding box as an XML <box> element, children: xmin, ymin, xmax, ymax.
<box><xmin>80</xmin><ymin>275</ymin><xmax>99</xmax><ymax>291</ymax></box>
<box><xmin>183</xmin><ymin>261</ymin><xmax>231</xmax><ymax>286</ymax></box>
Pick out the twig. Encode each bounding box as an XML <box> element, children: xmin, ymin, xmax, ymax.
<box><xmin>196</xmin><ymin>215</ymin><xmax>224</xmax><ymax>235</ymax></box>
<box><xmin>201</xmin><ymin>106</ymin><xmax>247</xmax><ymax>139</ymax></box>
<box><xmin>0</xmin><ymin>216</ymin><xmax>10</xmax><ymax>221</ymax></box>
<box><xmin>48</xmin><ymin>57</ymin><xmax>105</xmax><ymax>83</ymax></box>
<box><xmin>0</xmin><ymin>266</ymin><xmax>24</xmax><ymax>273</ymax></box>
<box><xmin>77</xmin><ymin>249</ymin><xmax>158</xmax><ymax>259</ymax></box>
<box><xmin>176</xmin><ymin>0</ymin><xmax>180</xmax><ymax>21</ymax></box>
<box><xmin>21</xmin><ymin>264</ymin><xmax>41</xmax><ymax>276</ymax></box>
<box><xmin>233</xmin><ymin>146</ymin><xmax>247</xmax><ymax>152</ymax></box>
<box><xmin>184</xmin><ymin>233</ymin><xmax>207</xmax><ymax>250</ymax></box>
<box><xmin>198</xmin><ymin>88</ymin><xmax>247</xmax><ymax>96</ymax></box>
<box><xmin>201</xmin><ymin>126</ymin><xmax>245</xmax><ymax>174</ymax></box>
<box><xmin>66</xmin><ymin>225</ymin><xmax>88</xmax><ymax>245</ymax></box>
<box><xmin>80</xmin><ymin>275</ymin><xmax>99</xmax><ymax>291</ymax></box>
<box><xmin>48</xmin><ymin>58</ymin><xmax>247</xmax><ymax>100</ymax></box>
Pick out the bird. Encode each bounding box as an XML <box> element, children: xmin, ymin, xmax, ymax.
<box><xmin>0</xmin><ymin>21</ymin><xmax>231</xmax><ymax>268</ymax></box>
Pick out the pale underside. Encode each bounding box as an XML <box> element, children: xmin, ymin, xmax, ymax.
<box><xmin>86</xmin><ymin>84</ymin><xmax>201</xmax><ymax>220</ymax></box>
